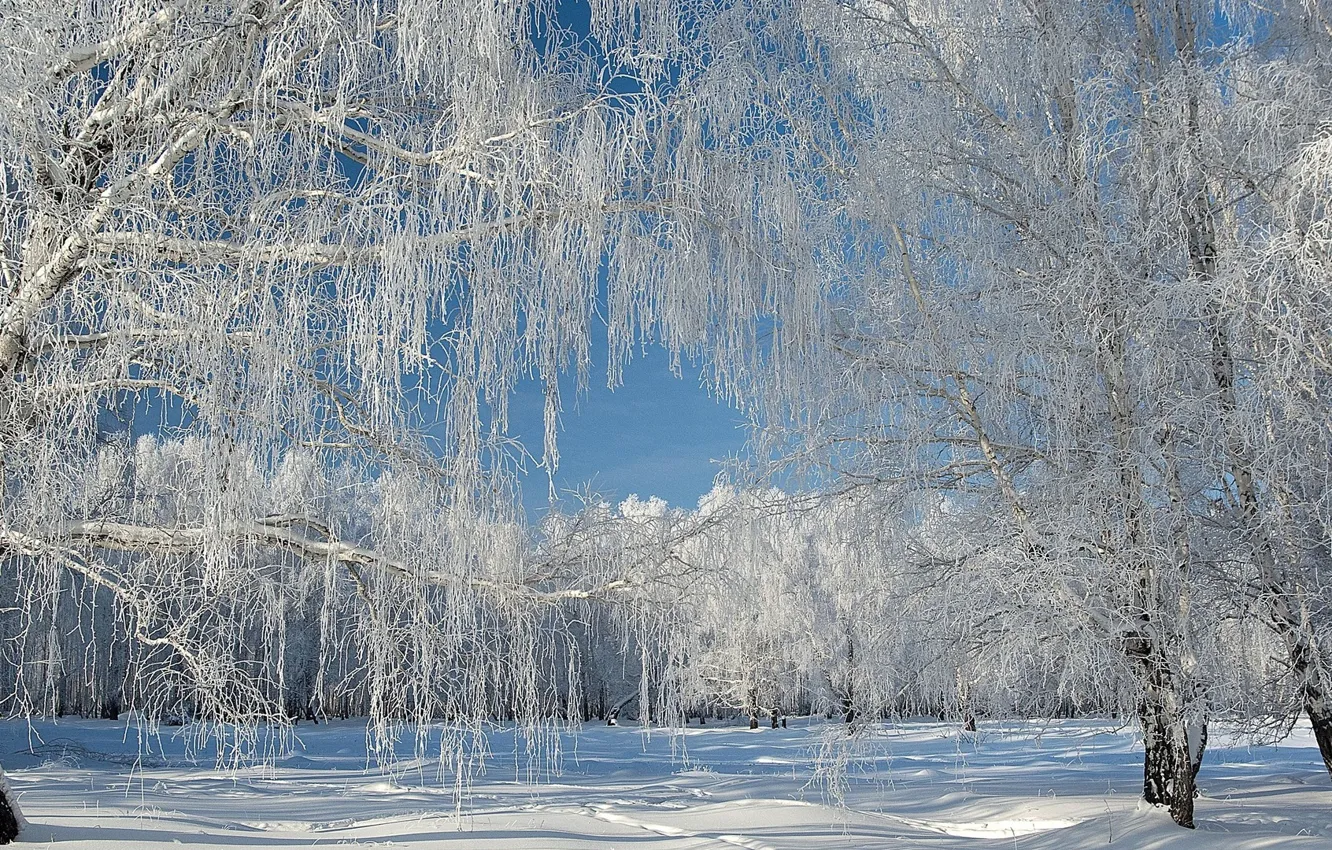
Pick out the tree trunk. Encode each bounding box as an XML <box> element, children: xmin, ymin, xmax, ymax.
<box><xmin>0</xmin><ymin>764</ymin><xmax>24</xmax><ymax>844</ymax></box>
<box><xmin>1189</xmin><ymin>714</ymin><xmax>1208</xmax><ymax>784</ymax></box>
<box><xmin>1306</xmin><ymin>697</ymin><xmax>1332</xmax><ymax>778</ymax></box>
<box><xmin>1133</xmin><ymin>642</ymin><xmax>1201</xmax><ymax>829</ymax></box>
<box><xmin>1287</xmin><ymin>626</ymin><xmax>1332</xmax><ymax>778</ymax></box>
<box><xmin>1167</xmin><ymin>724</ymin><xmax>1197</xmax><ymax>829</ymax></box>
<box><xmin>956</xmin><ymin>668</ymin><xmax>975</xmax><ymax>733</ymax></box>
<box><xmin>1139</xmin><ymin>687</ymin><xmax>1171</xmax><ymax>806</ymax></box>
<box><xmin>841</xmin><ymin>622</ymin><xmax>856</xmax><ymax>723</ymax></box>
<box><xmin>1139</xmin><ymin>704</ymin><xmax>1197</xmax><ymax>827</ymax></box>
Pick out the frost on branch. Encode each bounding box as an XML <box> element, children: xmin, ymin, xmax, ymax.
<box><xmin>0</xmin><ymin>0</ymin><xmax>842</xmax><ymax>791</ymax></box>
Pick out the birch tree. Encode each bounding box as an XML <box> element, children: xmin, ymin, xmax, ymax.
<box><xmin>0</xmin><ymin>0</ymin><xmax>839</xmax><ymax>838</ymax></box>
<box><xmin>766</xmin><ymin>0</ymin><xmax>1332</xmax><ymax>828</ymax></box>
<box><xmin>1235</xmin><ymin>46</ymin><xmax>1332</xmax><ymax>773</ymax></box>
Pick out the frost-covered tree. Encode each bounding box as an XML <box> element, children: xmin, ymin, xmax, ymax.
<box><xmin>753</xmin><ymin>0</ymin><xmax>1332</xmax><ymax>828</ymax></box>
<box><xmin>1235</xmin><ymin>68</ymin><xmax>1332</xmax><ymax>775</ymax></box>
<box><xmin>681</xmin><ymin>488</ymin><xmax>817</xmax><ymax>726</ymax></box>
<box><xmin>595</xmin><ymin>478</ymin><xmax>1143</xmax><ymax>773</ymax></box>
<box><xmin>0</xmin><ymin>0</ymin><xmax>843</xmax><ymax>837</ymax></box>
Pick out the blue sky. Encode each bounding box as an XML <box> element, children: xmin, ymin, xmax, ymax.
<box><xmin>506</xmin><ymin>343</ymin><xmax>749</xmax><ymax>519</ymax></box>
<box><xmin>118</xmin><ymin>1</ymin><xmax>750</xmax><ymax>523</ymax></box>
<box><xmin>504</xmin><ymin>3</ymin><xmax>755</xmax><ymax>519</ymax></box>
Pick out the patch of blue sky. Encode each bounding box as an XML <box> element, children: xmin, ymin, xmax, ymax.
<box><xmin>504</xmin><ymin>323</ymin><xmax>750</xmax><ymax>520</ymax></box>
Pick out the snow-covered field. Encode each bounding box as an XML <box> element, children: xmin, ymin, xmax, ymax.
<box><xmin>2</xmin><ymin>716</ymin><xmax>1329</xmax><ymax>848</ymax></box>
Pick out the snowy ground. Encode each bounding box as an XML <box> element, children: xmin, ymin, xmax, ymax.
<box><xmin>2</xmin><ymin>716</ymin><xmax>1330</xmax><ymax>848</ymax></box>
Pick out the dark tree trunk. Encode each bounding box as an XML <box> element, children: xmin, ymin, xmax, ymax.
<box><xmin>1140</xmin><ymin>696</ymin><xmax>1170</xmax><ymax>806</ymax></box>
<box><xmin>1189</xmin><ymin>716</ymin><xmax>1208</xmax><ymax>784</ymax></box>
<box><xmin>0</xmin><ymin>796</ymin><xmax>17</xmax><ymax>845</ymax></box>
<box><xmin>1289</xmin><ymin>633</ymin><xmax>1332</xmax><ymax>779</ymax></box>
<box><xmin>1168</xmin><ymin>764</ymin><xmax>1196</xmax><ymax>829</ymax></box>
<box><xmin>841</xmin><ymin>624</ymin><xmax>856</xmax><ymax>724</ymax></box>
<box><xmin>99</xmin><ymin>694</ymin><xmax>121</xmax><ymax>720</ymax></box>
<box><xmin>1139</xmin><ymin>700</ymin><xmax>1198</xmax><ymax>827</ymax></box>
<box><xmin>1307</xmin><ymin>697</ymin><xmax>1332</xmax><ymax>779</ymax></box>
<box><xmin>1168</xmin><ymin>719</ymin><xmax>1198</xmax><ymax>829</ymax></box>
<box><xmin>0</xmin><ymin>766</ymin><xmax>22</xmax><ymax>844</ymax></box>
<box><xmin>1130</xmin><ymin>628</ymin><xmax>1202</xmax><ymax>829</ymax></box>
<box><xmin>1281</xmin><ymin>616</ymin><xmax>1332</xmax><ymax>780</ymax></box>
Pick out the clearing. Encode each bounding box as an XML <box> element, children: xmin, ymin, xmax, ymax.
<box><xmin>2</xmin><ymin>716</ymin><xmax>1329</xmax><ymax>848</ymax></box>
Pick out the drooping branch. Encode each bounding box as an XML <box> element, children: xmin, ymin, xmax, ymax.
<box><xmin>3</xmin><ymin>519</ymin><xmax>653</xmax><ymax>607</ymax></box>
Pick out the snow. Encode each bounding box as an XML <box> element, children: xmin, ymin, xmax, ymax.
<box><xmin>3</xmin><ymin>717</ymin><xmax>1330</xmax><ymax>848</ymax></box>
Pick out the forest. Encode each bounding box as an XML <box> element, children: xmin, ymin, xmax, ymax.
<box><xmin>0</xmin><ymin>0</ymin><xmax>1330</xmax><ymax>843</ymax></box>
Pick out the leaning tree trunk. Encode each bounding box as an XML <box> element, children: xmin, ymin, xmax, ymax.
<box><xmin>0</xmin><ymin>763</ymin><xmax>24</xmax><ymax>844</ymax></box>
<box><xmin>1303</xmin><ymin>688</ymin><xmax>1332</xmax><ymax>779</ymax></box>
<box><xmin>1284</xmin><ymin>617</ymin><xmax>1332</xmax><ymax>779</ymax></box>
